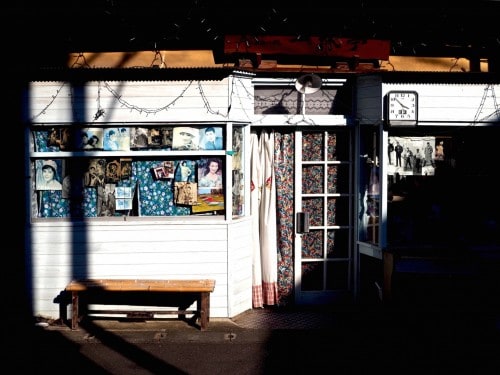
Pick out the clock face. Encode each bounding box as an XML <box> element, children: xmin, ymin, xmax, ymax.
<box><xmin>387</xmin><ymin>91</ymin><xmax>418</xmax><ymax>125</ymax></box>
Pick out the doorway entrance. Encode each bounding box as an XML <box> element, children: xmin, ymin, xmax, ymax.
<box><xmin>293</xmin><ymin>128</ymin><xmax>354</xmax><ymax>305</ymax></box>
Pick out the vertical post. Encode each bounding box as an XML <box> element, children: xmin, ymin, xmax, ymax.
<box><xmin>199</xmin><ymin>292</ymin><xmax>210</xmax><ymax>331</ymax></box>
<box><xmin>71</xmin><ymin>291</ymin><xmax>79</xmax><ymax>330</ymax></box>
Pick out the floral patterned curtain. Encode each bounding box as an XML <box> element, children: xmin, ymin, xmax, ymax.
<box><xmin>250</xmin><ymin>129</ymin><xmax>295</xmax><ymax>308</ymax></box>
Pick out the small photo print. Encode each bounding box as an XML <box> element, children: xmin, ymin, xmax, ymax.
<box><xmin>116</xmin><ymin>186</ymin><xmax>133</xmax><ymax>211</ymax></box>
<box><xmin>130</xmin><ymin>127</ymin><xmax>149</xmax><ymax>148</ymax></box>
<box><xmin>116</xmin><ymin>186</ymin><xmax>132</xmax><ymax>199</ymax></box>
<box><xmin>163</xmin><ymin>161</ymin><xmax>175</xmax><ymax>179</ymax></box>
<box><xmin>199</xmin><ymin>126</ymin><xmax>223</xmax><ymax>150</ymax></box>
<box><xmin>160</xmin><ymin>127</ymin><xmax>173</xmax><ymax>148</ymax></box>
<box><xmin>59</xmin><ymin>127</ymin><xmax>75</xmax><ymax>151</ymax></box>
<box><xmin>172</xmin><ymin>127</ymin><xmax>200</xmax><ymax>150</ymax></box>
<box><xmin>105</xmin><ymin>159</ymin><xmax>121</xmax><ymax>183</ymax></box>
<box><xmin>120</xmin><ymin>158</ymin><xmax>132</xmax><ymax>180</ymax></box>
<box><xmin>48</xmin><ymin>128</ymin><xmax>62</xmax><ymax>148</ymax></box>
<box><xmin>103</xmin><ymin>128</ymin><xmax>129</xmax><ymax>151</ymax></box>
<box><xmin>174</xmin><ymin>181</ymin><xmax>198</xmax><ymax>205</ymax></box>
<box><xmin>47</xmin><ymin>127</ymin><xmax>75</xmax><ymax>151</ymax></box>
<box><xmin>79</xmin><ymin>128</ymin><xmax>103</xmax><ymax>150</ymax></box>
<box><xmin>36</xmin><ymin>159</ymin><xmax>63</xmax><ymax>190</ymax></box>
<box><xmin>198</xmin><ymin>157</ymin><xmax>223</xmax><ymax>191</ymax></box>
<box><xmin>84</xmin><ymin>158</ymin><xmax>106</xmax><ymax>187</ymax></box>
<box><xmin>148</xmin><ymin>128</ymin><xmax>162</xmax><ymax>147</ymax></box>
<box><xmin>153</xmin><ymin>166</ymin><xmax>168</xmax><ymax>180</ymax></box>
<box><xmin>174</xmin><ymin>160</ymin><xmax>196</xmax><ymax>182</ymax></box>
<box><xmin>98</xmin><ymin>183</ymin><xmax>116</xmax><ymax>217</ymax></box>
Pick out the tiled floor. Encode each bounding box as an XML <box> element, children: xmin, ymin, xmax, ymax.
<box><xmin>230</xmin><ymin>306</ymin><xmax>360</xmax><ymax>330</ymax></box>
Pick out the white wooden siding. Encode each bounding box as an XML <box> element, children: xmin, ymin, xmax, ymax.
<box><xmin>27</xmin><ymin>75</ymin><xmax>255</xmax><ymax>320</ymax></box>
<box><xmin>356</xmin><ymin>75</ymin><xmax>383</xmax><ymax>125</ymax></box>
<box><xmin>29</xmin><ymin>77</ymin><xmax>253</xmax><ymax>124</ymax></box>
<box><xmin>30</xmin><ymin>219</ymin><xmax>253</xmax><ymax>319</ymax></box>
<box><xmin>383</xmin><ymin>83</ymin><xmax>500</xmax><ymax>125</ymax></box>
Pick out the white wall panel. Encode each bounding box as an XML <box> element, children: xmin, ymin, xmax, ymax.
<box><xmin>30</xmin><ymin>219</ymin><xmax>252</xmax><ymax>319</ymax></box>
<box><xmin>383</xmin><ymin>83</ymin><xmax>500</xmax><ymax>125</ymax></box>
<box><xmin>29</xmin><ymin>78</ymin><xmax>253</xmax><ymax>124</ymax></box>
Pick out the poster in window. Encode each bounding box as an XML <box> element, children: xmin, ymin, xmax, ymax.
<box><xmin>388</xmin><ymin>136</ymin><xmax>436</xmax><ymax>176</ymax></box>
<box><xmin>192</xmin><ymin>157</ymin><xmax>224</xmax><ymax>213</ymax></box>
<box><xmin>174</xmin><ymin>160</ymin><xmax>196</xmax><ymax>182</ymax></box>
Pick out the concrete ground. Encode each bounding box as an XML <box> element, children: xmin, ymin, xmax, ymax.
<box><xmin>12</xmin><ymin>301</ymin><xmax>500</xmax><ymax>375</ymax></box>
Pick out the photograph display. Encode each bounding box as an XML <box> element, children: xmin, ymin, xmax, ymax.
<box><xmin>32</xmin><ymin>125</ymin><xmax>229</xmax><ymax>218</ymax></box>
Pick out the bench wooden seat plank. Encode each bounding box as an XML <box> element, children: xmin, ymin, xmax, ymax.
<box><xmin>64</xmin><ymin>279</ymin><xmax>215</xmax><ymax>331</ymax></box>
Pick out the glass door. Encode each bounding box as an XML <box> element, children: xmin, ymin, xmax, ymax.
<box><xmin>355</xmin><ymin>124</ymin><xmax>388</xmax><ymax>303</ymax></box>
<box><xmin>294</xmin><ymin>129</ymin><xmax>354</xmax><ymax>305</ymax></box>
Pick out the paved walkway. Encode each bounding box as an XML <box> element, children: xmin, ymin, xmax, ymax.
<box><xmin>14</xmin><ymin>304</ymin><xmax>500</xmax><ymax>374</ymax></box>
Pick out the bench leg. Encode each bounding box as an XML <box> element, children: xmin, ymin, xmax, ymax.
<box><xmin>71</xmin><ymin>291</ymin><xmax>79</xmax><ymax>330</ymax></box>
<box><xmin>199</xmin><ymin>292</ymin><xmax>210</xmax><ymax>331</ymax></box>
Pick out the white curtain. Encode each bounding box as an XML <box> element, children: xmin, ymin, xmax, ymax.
<box><xmin>250</xmin><ymin>130</ymin><xmax>278</xmax><ymax>307</ymax></box>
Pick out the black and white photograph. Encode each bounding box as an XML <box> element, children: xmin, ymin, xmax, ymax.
<box><xmin>36</xmin><ymin>159</ymin><xmax>63</xmax><ymax>190</ymax></box>
<box><xmin>84</xmin><ymin>158</ymin><xmax>106</xmax><ymax>187</ymax></box>
<box><xmin>105</xmin><ymin>159</ymin><xmax>121</xmax><ymax>183</ymax></box>
<box><xmin>120</xmin><ymin>158</ymin><xmax>132</xmax><ymax>180</ymax></box>
<box><xmin>130</xmin><ymin>127</ymin><xmax>149</xmax><ymax>149</ymax></box>
<box><xmin>388</xmin><ymin>136</ymin><xmax>436</xmax><ymax>176</ymax></box>
<box><xmin>174</xmin><ymin>181</ymin><xmax>198</xmax><ymax>205</ymax></box>
<box><xmin>172</xmin><ymin>127</ymin><xmax>200</xmax><ymax>150</ymax></box>
<box><xmin>79</xmin><ymin>128</ymin><xmax>104</xmax><ymax>150</ymax></box>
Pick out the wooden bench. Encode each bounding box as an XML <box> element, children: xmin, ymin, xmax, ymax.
<box><xmin>63</xmin><ymin>279</ymin><xmax>216</xmax><ymax>331</ymax></box>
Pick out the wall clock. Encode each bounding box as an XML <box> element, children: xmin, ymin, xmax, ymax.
<box><xmin>386</xmin><ymin>91</ymin><xmax>418</xmax><ymax>125</ymax></box>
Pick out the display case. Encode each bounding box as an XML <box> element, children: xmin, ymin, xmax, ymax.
<box><xmin>29</xmin><ymin>123</ymin><xmax>246</xmax><ymax>220</ymax></box>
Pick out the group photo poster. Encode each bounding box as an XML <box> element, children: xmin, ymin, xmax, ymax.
<box><xmin>388</xmin><ymin>136</ymin><xmax>436</xmax><ymax>176</ymax></box>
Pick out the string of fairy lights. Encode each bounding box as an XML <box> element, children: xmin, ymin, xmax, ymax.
<box><xmin>30</xmin><ymin>76</ymin><xmax>257</xmax><ymax>123</ymax></box>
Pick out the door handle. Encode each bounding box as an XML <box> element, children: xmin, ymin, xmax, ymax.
<box><xmin>296</xmin><ymin>212</ymin><xmax>310</xmax><ymax>233</ymax></box>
